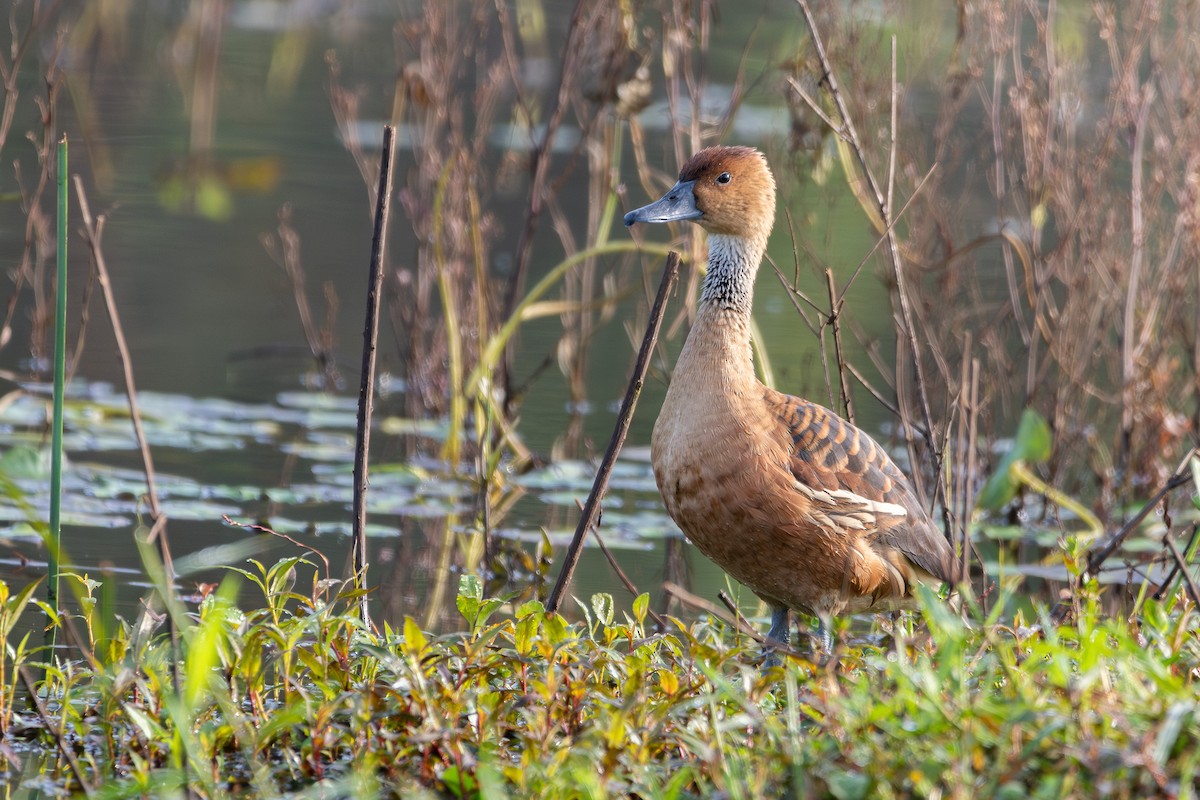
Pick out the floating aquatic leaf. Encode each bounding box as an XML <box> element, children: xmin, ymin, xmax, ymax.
<box><xmin>0</xmin><ymin>446</ymin><xmax>52</xmax><ymax>480</ymax></box>
<box><xmin>599</xmin><ymin>510</ymin><xmax>680</xmax><ymax>539</ymax></box>
<box><xmin>280</xmin><ymin>439</ymin><xmax>356</xmax><ymax>462</ymax></box>
<box><xmin>380</xmin><ymin>416</ymin><xmax>449</xmax><ymax>438</ymax></box>
<box><xmin>515</xmin><ymin>460</ymin><xmax>597</xmax><ymax>490</ymax></box>
<box><xmin>979</xmin><ymin>525</ymin><xmax>1024</xmax><ymax>541</ymax></box>
<box><xmin>493</xmin><ymin>528</ymin><xmax>652</xmax><ymax>549</ymax></box>
<box><xmin>537</xmin><ymin>490</ymin><xmax>617</xmax><ymax>508</ymax></box>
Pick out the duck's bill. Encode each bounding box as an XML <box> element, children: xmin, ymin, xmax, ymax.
<box><xmin>623</xmin><ymin>180</ymin><xmax>702</xmax><ymax>226</ymax></box>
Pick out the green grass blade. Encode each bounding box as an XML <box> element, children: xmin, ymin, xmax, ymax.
<box><xmin>48</xmin><ymin>135</ymin><xmax>68</xmax><ymax>637</ymax></box>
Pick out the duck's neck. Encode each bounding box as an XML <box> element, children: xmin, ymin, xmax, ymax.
<box><xmin>674</xmin><ymin>232</ymin><xmax>768</xmax><ymax>388</ymax></box>
<box><xmin>699</xmin><ymin>233</ymin><xmax>767</xmax><ymax>314</ymax></box>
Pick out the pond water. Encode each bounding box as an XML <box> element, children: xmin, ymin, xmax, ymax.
<box><xmin>0</xmin><ymin>1</ymin><xmax>1179</xmax><ymax>636</ymax></box>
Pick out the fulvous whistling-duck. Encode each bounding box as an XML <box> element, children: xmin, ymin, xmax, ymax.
<box><xmin>624</xmin><ymin>145</ymin><xmax>960</xmax><ymax>655</ymax></box>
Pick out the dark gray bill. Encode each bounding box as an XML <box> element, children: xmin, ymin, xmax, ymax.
<box><xmin>623</xmin><ymin>180</ymin><xmax>702</xmax><ymax>226</ymax></box>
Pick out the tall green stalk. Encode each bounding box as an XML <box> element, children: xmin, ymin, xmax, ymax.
<box><xmin>49</xmin><ymin>135</ymin><xmax>67</xmax><ymax>635</ymax></box>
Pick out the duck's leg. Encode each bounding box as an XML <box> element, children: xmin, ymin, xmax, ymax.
<box><xmin>815</xmin><ymin>615</ymin><xmax>833</xmax><ymax>654</ymax></box>
<box><xmin>762</xmin><ymin>605</ymin><xmax>791</xmax><ymax>668</ymax></box>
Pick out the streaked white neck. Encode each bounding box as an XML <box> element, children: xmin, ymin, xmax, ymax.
<box><xmin>699</xmin><ymin>233</ymin><xmax>767</xmax><ymax>315</ymax></box>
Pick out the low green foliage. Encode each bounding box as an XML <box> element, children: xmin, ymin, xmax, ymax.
<box><xmin>5</xmin><ymin>566</ymin><xmax>1199</xmax><ymax>797</ymax></box>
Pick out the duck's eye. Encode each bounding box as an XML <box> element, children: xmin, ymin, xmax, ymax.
<box><xmin>716</xmin><ymin>172</ymin><xmax>732</xmax><ymax>184</ymax></box>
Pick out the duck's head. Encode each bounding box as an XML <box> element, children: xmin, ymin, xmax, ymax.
<box><xmin>623</xmin><ymin>145</ymin><xmax>776</xmax><ymax>242</ymax></box>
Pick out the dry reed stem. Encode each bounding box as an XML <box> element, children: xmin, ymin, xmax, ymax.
<box><xmin>351</xmin><ymin>125</ymin><xmax>397</xmax><ymax>629</ymax></box>
<box><xmin>74</xmin><ymin>176</ymin><xmax>184</xmax><ymax>695</ymax></box>
<box><xmin>1154</xmin><ymin>524</ymin><xmax>1200</xmax><ymax>602</ymax></box>
<box><xmin>824</xmin><ymin>269</ymin><xmax>854</xmax><ymax>424</ymax></box>
<box><xmin>661</xmin><ymin>581</ymin><xmax>764</xmax><ymax>642</ymax></box>
<box><xmin>496</xmin><ymin>0</ymin><xmax>589</xmax><ymax>411</ymax></box>
<box><xmin>1085</xmin><ymin>463</ymin><xmax>1194</xmax><ymax>580</ymax></box>
<box><xmin>792</xmin><ymin>0</ymin><xmax>943</xmax><ymax>501</ymax></box>
<box><xmin>1162</xmin><ymin>535</ymin><xmax>1200</xmax><ymax>610</ymax></box>
<box><xmin>547</xmin><ymin>251</ymin><xmax>680</xmax><ymax>615</ymax></box>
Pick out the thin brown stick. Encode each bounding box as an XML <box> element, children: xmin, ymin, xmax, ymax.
<box><xmin>1120</xmin><ymin>85</ymin><xmax>1154</xmax><ymax>471</ymax></box>
<box><xmin>74</xmin><ymin>177</ymin><xmax>182</xmax><ymax>694</ymax></box>
<box><xmin>547</xmin><ymin>252</ymin><xmax>680</xmax><ymax>614</ymax></box>
<box><xmin>792</xmin><ymin>0</ymin><xmax>942</xmax><ymax>495</ymax></box>
<box><xmin>1163</xmin><ymin>535</ymin><xmax>1200</xmax><ymax>610</ymax></box>
<box><xmin>835</xmin><ymin>163</ymin><xmax>938</xmax><ymax>306</ymax></box>
<box><xmin>846</xmin><ymin>362</ymin><xmax>903</xmax><ymax>423</ymax></box>
<box><xmin>73</xmin><ymin>178</ymin><xmax>160</xmax><ymax>519</ymax></box>
<box><xmin>221</xmin><ymin>515</ymin><xmax>332</xmax><ymax>580</ymax></box>
<box><xmin>661</xmin><ymin>582</ymin><xmax>762</xmax><ymax>641</ymax></box>
<box><xmin>825</xmin><ymin>269</ymin><xmax>854</xmax><ymax>424</ymax></box>
<box><xmin>1154</xmin><ymin>524</ymin><xmax>1200</xmax><ymax>602</ymax></box>
<box><xmin>953</xmin><ymin>338</ymin><xmax>970</xmax><ymax>567</ymax></box>
<box><xmin>717</xmin><ymin>591</ymin><xmax>762</xmax><ymax>641</ymax></box>
<box><xmin>963</xmin><ymin>357</ymin><xmax>980</xmax><ymax>586</ymax></box>
<box><xmin>262</xmin><ymin>205</ymin><xmax>338</xmax><ymax>391</ymax></box>
<box><xmin>1084</xmin><ymin>454</ymin><xmax>1196</xmax><ymax>577</ymax></box>
<box><xmin>352</xmin><ymin>125</ymin><xmax>396</xmax><ymax>629</ymax></box>
<box><xmin>573</xmin><ymin>498</ymin><xmax>668</xmax><ymax>629</ymax></box>
<box><xmin>17</xmin><ymin>665</ymin><xmax>94</xmax><ymax>796</ymax></box>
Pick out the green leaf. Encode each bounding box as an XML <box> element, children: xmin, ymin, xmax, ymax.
<box><xmin>182</xmin><ymin>576</ymin><xmax>239</xmax><ymax>711</ymax></box>
<box><xmin>827</xmin><ymin>769</ymin><xmax>870</xmax><ymax>800</ymax></box>
<box><xmin>403</xmin><ymin>616</ymin><xmax>428</xmax><ymax>658</ymax></box>
<box><xmin>457</xmin><ymin>574</ymin><xmax>483</xmax><ymax>627</ymax></box>
<box><xmin>513</xmin><ymin>599</ymin><xmax>545</xmax><ymax>655</ymax></box>
<box><xmin>977</xmin><ymin>408</ymin><xmax>1052</xmax><ymax>511</ymax></box>
<box><xmin>591</xmin><ymin>593</ymin><xmax>614</xmax><ymax>628</ymax></box>
<box><xmin>0</xmin><ymin>446</ymin><xmax>51</xmax><ymax>479</ymax></box>
<box><xmin>442</xmin><ymin>765</ymin><xmax>478</xmax><ymax>799</ymax></box>
<box><xmin>515</xmin><ymin>599</ymin><xmax>544</xmax><ymax>619</ymax></box>
<box><xmin>632</xmin><ymin>593</ymin><xmax>649</xmax><ymax>626</ymax></box>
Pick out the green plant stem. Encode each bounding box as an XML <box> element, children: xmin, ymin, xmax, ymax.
<box><xmin>49</xmin><ymin>135</ymin><xmax>67</xmax><ymax>639</ymax></box>
<box><xmin>1009</xmin><ymin>460</ymin><xmax>1102</xmax><ymax>541</ymax></box>
<box><xmin>466</xmin><ymin>239</ymin><xmax>674</xmax><ymax>399</ymax></box>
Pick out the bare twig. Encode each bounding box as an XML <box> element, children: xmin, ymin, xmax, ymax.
<box><xmin>963</xmin><ymin>357</ymin><xmax>980</xmax><ymax>587</ymax></box>
<box><xmin>1120</xmin><ymin>84</ymin><xmax>1154</xmax><ymax>469</ymax></box>
<box><xmin>351</xmin><ymin>125</ymin><xmax>397</xmax><ymax>629</ymax></box>
<box><xmin>792</xmin><ymin>0</ymin><xmax>942</xmax><ymax>498</ymax></box>
<box><xmin>717</xmin><ymin>591</ymin><xmax>760</xmax><ymax>640</ymax></box>
<box><xmin>547</xmin><ymin>252</ymin><xmax>680</xmax><ymax>614</ymax></box>
<box><xmin>1154</xmin><ymin>524</ymin><xmax>1200</xmax><ymax>602</ymax></box>
<box><xmin>825</xmin><ymin>269</ymin><xmax>854</xmax><ymax>424</ymax></box>
<box><xmin>221</xmin><ymin>515</ymin><xmax>332</xmax><ymax>581</ymax></box>
<box><xmin>73</xmin><ymin>179</ymin><xmax>161</xmax><ymax>519</ymax></box>
<box><xmin>573</xmin><ymin>498</ymin><xmax>668</xmax><ymax>629</ymax></box>
<box><xmin>1162</xmin><ymin>535</ymin><xmax>1200</xmax><ymax>610</ymax></box>
<box><xmin>661</xmin><ymin>582</ymin><xmax>763</xmax><ymax>641</ymax></box>
<box><xmin>17</xmin><ymin>665</ymin><xmax>95</xmax><ymax>797</ymax></box>
<box><xmin>261</xmin><ymin>205</ymin><xmax>339</xmax><ymax>391</ymax></box>
<box><xmin>74</xmin><ymin>177</ymin><xmax>182</xmax><ymax>693</ymax></box>
<box><xmin>1084</xmin><ymin>456</ymin><xmax>1196</xmax><ymax>578</ymax></box>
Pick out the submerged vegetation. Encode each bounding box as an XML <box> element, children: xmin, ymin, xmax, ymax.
<box><xmin>0</xmin><ymin>0</ymin><xmax>1199</xmax><ymax>795</ymax></box>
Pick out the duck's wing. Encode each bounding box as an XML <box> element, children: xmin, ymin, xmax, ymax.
<box><xmin>764</xmin><ymin>388</ymin><xmax>961</xmax><ymax>585</ymax></box>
